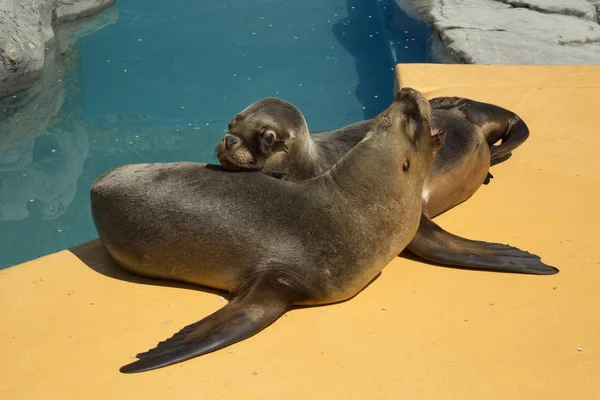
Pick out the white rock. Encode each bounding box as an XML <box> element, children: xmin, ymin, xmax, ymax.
<box><xmin>497</xmin><ymin>0</ymin><xmax>596</xmax><ymax>21</ymax></box>
<box><xmin>55</xmin><ymin>0</ymin><xmax>116</xmax><ymax>23</ymax></box>
<box><xmin>414</xmin><ymin>0</ymin><xmax>600</xmax><ymax>64</ymax></box>
<box><xmin>0</xmin><ymin>5</ymin><xmax>117</xmax><ymax>148</ymax></box>
<box><xmin>0</xmin><ymin>0</ymin><xmax>115</xmax><ymax>99</ymax></box>
<box><xmin>442</xmin><ymin>29</ymin><xmax>600</xmax><ymax>64</ymax></box>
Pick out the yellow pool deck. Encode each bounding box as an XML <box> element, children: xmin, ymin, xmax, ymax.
<box><xmin>1</xmin><ymin>64</ymin><xmax>599</xmax><ymax>399</ymax></box>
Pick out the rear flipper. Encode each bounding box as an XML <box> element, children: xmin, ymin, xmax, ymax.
<box><xmin>488</xmin><ymin>115</ymin><xmax>529</xmax><ymax>166</ymax></box>
<box><xmin>120</xmin><ymin>275</ymin><xmax>295</xmax><ymax>373</ymax></box>
<box><xmin>430</xmin><ymin>97</ymin><xmax>530</xmax><ymax>167</ymax></box>
<box><xmin>483</xmin><ymin>171</ymin><xmax>494</xmax><ymax>185</ymax></box>
<box><xmin>406</xmin><ymin>213</ymin><xmax>558</xmax><ymax>275</ymax></box>
<box><xmin>458</xmin><ymin>99</ymin><xmax>530</xmax><ymax>167</ymax></box>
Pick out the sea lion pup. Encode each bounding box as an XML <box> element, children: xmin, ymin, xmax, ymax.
<box><xmin>91</xmin><ymin>88</ymin><xmax>443</xmax><ymax>373</ymax></box>
<box><xmin>216</xmin><ymin>95</ymin><xmax>557</xmax><ymax>275</ymax></box>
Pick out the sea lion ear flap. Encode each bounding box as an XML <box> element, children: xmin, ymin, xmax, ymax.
<box><xmin>270</xmin><ymin>130</ymin><xmax>293</xmax><ymax>154</ymax></box>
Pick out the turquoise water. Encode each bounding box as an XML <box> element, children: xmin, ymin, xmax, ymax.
<box><xmin>0</xmin><ymin>0</ymin><xmax>440</xmax><ymax>269</ymax></box>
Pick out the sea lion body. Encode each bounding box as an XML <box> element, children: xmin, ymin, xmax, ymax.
<box><xmin>92</xmin><ymin>162</ymin><xmax>418</xmax><ymax>306</ymax></box>
<box><xmin>422</xmin><ymin>107</ymin><xmax>491</xmax><ymax>217</ymax></box>
<box><xmin>217</xmin><ymin>96</ymin><xmax>556</xmax><ymax>275</ymax></box>
<box><xmin>310</xmin><ymin>108</ymin><xmax>491</xmax><ymax>218</ymax></box>
<box><xmin>91</xmin><ymin>88</ymin><xmax>442</xmax><ymax>373</ymax></box>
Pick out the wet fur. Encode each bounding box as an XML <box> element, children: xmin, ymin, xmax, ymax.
<box><xmin>217</xmin><ymin>95</ymin><xmax>556</xmax><ymax>275</ymax></box>
<box><xmin>91</xmin><ymin>89</ymin><xmax>440</xmax><ymax>373</ymax></box>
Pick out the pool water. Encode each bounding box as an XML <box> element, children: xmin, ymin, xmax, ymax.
<box><xmin>0</xmin><ymin>0</ymin><xmax>441</xmax><ymax>269</ymax></box>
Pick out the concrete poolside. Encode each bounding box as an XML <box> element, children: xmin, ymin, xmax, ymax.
<box><xmin>1</xmin><ymin>64</ymin><xmax>599</xmax><ymax>399</ymax></box>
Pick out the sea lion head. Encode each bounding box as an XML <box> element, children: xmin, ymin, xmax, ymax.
<box><xmin>376</xmin><ymin>87</ymin><xmax>445</xmax><ymax>175</ymax></box>
<box><xmin>216</xmin><ymin>98</ymin><xmax>309</xmax><ymax>176</ymax></box>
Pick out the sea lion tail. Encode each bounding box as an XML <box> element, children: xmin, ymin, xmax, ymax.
<box><xmin>119</xmin><ymin>276</ymin><xmax>295</xmax><ymax>373</ymax></box>
<box><xmin>486</xmin><ymin>114</ymin><xmax>530</xmax><ymax>167</ymax></box>
<box><xmin>407</xmin><ymin>213</ymin><xmax>558</xmax><ymax>275</ymax></box>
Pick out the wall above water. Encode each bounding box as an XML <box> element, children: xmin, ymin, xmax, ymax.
<box><xmin>0</xmin><ymin>0</ymin><xmax>116</xmax><ymax>99</ymax></box>
<box><xmin>412</xmin><ymin>0</ymin><xmax>600</xmax><ymax>64</ymax></box>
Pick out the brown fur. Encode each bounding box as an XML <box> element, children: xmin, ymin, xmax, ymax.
<box><xmin>216</xmin><ymin>94</ymin><xmax>556</xmax><ymax>275</ymax></box>
<box><xmin>90</xmin><ymin>88</ymin><xmax>442</xmax><ymax>373</ymax></box>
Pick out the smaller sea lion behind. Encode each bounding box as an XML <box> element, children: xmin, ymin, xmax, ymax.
<box><xmin>216</xmin><ymin>95</ymin><xmax>557</xmax><ymax>275</ymax></box>
<box><xmin>91</xmin><ymin>88</ymin><xmax>444</xmax><ymax>373</ymax></box>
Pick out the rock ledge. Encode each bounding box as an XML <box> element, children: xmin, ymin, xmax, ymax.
<box><xmin>413</xmin><ymin>0</ymin><xmax>600</xmax><ymax>64</ymax></box>
<box><xmin>0</xmin><ymin>0</ymin><xmax>115</xmax><ymax>98</ymax></box>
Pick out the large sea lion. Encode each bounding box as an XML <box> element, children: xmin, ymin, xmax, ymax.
<box><xmin>91</xmin><ymin>88</ymin><xmax>444</xmax><ymax>373</ymax></box>
<box><xmin>216</xmin><ymin>95</ymin><xmax>557</xmax><ymax>275</ymax></box>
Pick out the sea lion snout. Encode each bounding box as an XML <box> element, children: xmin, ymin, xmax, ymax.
<box><xmin>394</xmin><ymin>87</ymin><xmax>433</xmax><ymax>124</ymax></box>
<box><xmin>225</xmin><ymin>134</ymin><xmax>240</xmax><ymax>149</ymax></box>
<box><xmin>391</xmin><ymin>87</ymin><xmax>439</xmax><ymax>150</ymax></box>
<box><xmin>394</xmin><ymin>87</ymin><xmax>423</xmax><ymax>106</ymax></box>
<box><xmin>216</xmin><ymin>134</ymin><xmax>254</xmax><ymax>170</ymax></box>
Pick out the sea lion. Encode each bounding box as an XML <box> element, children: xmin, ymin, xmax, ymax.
<box><xmin>91</xmin><ymin>88</ymin><xmax>444</xmax><ymax>373</ymax></box>
<box><xmin>216</xmin><ymin>95</ymin><xmax>557</xmax><ymax>275</ymax></box>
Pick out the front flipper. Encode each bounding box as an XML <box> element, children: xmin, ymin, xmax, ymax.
<box><xmin>406</xmin><ymin>212</ymin><xmax>558</xmax><ymax>275</ymax></box>
<box><xmin>483</xmin><ymin>171</ymin><xmax>494</xmax><ymax>185</ymax></box>
<box><xmin>120</xmin><ymin>275</ymin><xmax>296</xmax><ymax>373</ymax></box>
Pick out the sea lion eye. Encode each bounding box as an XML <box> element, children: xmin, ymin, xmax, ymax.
<box><xmin>403</xmin><ymin>159</ymin><xmax>410</xmax><ymax>171</ymax></box>
<box><xmin>263</xmin><ymin>130</ymin><xmax>276</xmax><ymax>146</ymax></box>
<box><xmin>228</xmin><ymin>122</ymin><xmax>232</xmax><ymax>130</ymax></box>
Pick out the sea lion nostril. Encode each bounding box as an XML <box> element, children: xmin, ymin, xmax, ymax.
<box><xmin>225</xmin><ymin>135</ymin><xmax>240</xmax><ymax>149</ymax></box>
